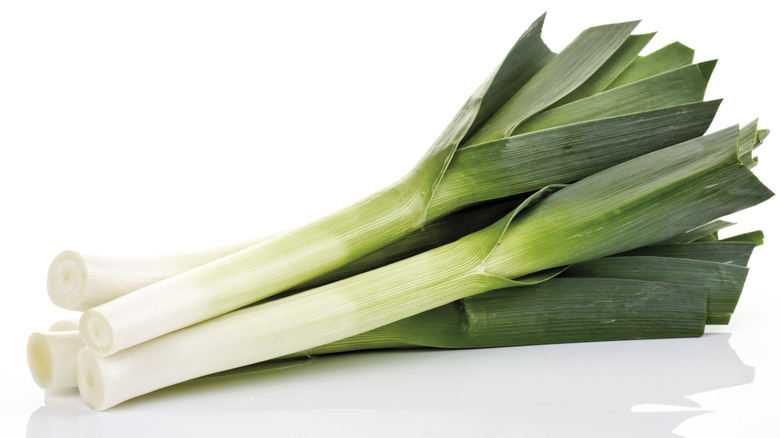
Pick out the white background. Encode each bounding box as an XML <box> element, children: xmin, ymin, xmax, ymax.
<box><xmin>1</xmin><ymin>1</ymin><xmax>777</xmax><ymax>436</ymax></box>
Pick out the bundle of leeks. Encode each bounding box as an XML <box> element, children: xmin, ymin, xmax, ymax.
<box><xmin>28</xmin><ymin>15</ymin><xmax>773</xmax><ymax>410</ymax></box>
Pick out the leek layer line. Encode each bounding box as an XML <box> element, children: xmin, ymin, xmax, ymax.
<box><xmin>76</xmin><ymin>124</ymin><xmax>773</xmax><ymax>410</ymax></box>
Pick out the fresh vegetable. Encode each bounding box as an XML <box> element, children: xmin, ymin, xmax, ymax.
<box><xmin>76</xmin><ymin>17</ymin><xmax>724</xmax><ymax>356</ymax></box>
<box><xmin>29</xmin><ymin>232</ymin><xmax>759</xmax><ymax>392</ymax></box>
<box><xmin>25</xmin><ymin>16</ymin><xmax>772</xmax><ymax>412</ymax></box>
<box><xmin>76</xmin><ymin>123</ymin><xmax>773</xmax><ymax>409</ymax></box>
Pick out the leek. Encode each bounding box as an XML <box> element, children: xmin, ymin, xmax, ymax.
<box><xmin>77</xmin><ymin>18</ymin><xmax>726</xmax><ymax>356</ymax></box>
<box><xmin>27</xmin><ymin>319</ymin><xmax>83</xmax><ymax>390</ymax></box>
<box><xmin>279</xmin><ymin>232</ymin><xmax>762</xmax><ymax>355</ymax></box>
<box><xmin>24</xmin><ymin>16</ymin><xmax>770</xmax><ymax>412</ymax></box>
<box><xmin>76</xmin><ymin>124</ymin><xmax>773</xmax><ymax>410</ymax></box>
<box><xmin>46</xmin><ymin>238</ymin><xmax>267</xmax><ymax>311</ymax></box>
<box><xmin>27</xmin><ymin>330</ymin><xmax>82</xmax><ymax>391</ymax></box>
<box><xmin>30</xmin><ymin>234</ymin><xmax>756</xmax><ymax>391</ymax></box>
<box><xmin>50</xmin><ymin>98</ymin><xmax>719</xmax><ymax>311</ymax></box>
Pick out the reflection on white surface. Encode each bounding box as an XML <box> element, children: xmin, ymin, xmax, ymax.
<box><xmin>27</xmin><ymin>334</ymin><xmax>753</xmax><ymax>437</ymax></box>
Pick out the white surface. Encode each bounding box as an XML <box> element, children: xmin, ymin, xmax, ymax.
<box><xmin>22</xmin><ymin>336</ymin><xmax>757</xmax><ymax>437</ymax></box>
<box><xmin>2</xmin><ymin>1</ymin><xmax>777</xmax><ymax>436</ymax></box>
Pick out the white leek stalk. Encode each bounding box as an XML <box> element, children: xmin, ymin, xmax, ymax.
<box><xmin>27</xmin><ymin>319</ymin><xmax>84</xmax><ymax>390</ymax></box>
<box><xmin>27</xmin><ymin>330</ymin><xmax>83</xmax><ymax>390</ymax></box>
<box><xmin>47</xmin><ymin>237</ymin><xmax>267</xmax><ymax>311</ymax></box>
<box><xmin>48</xmin><ymin>319</ymin><xmax>79</xmax><ymax>331</ymax></box>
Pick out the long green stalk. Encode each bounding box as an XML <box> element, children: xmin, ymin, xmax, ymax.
<box><xmin>79</xmin><ymin>17</ymin><xmax>720</xmax><ymax>356</ymax></box>
<box><xmin>309</xmin><ymin>280</ymin><xmax>707</xmax><ymax>355</ymax></box>
<box><xmin>481</xmin><ymin>127</ymin><xmax>770</xmax><ymax>277</ymax></box>
<box><xmin>50</xmin><ymin>98</ymin><xmax>719</xmax><ymax>311</ymax></box>
<box><xmin>76</xmin><ymin>124</ymin><xmax>773</xmax><ymax>410</ymax></box>
<box><xmin>301</xmin><ymin>235</ymin><xmax>759</xmax><ymax>356</ymax></box>
<box><xmin>564</xmin><ymin>257</ymin><xmax>748</xmax><ymax>324</ymax></box>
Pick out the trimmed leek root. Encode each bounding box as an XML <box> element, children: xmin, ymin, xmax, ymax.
<box><xmin>27</xmin><ymin>318</ymin><xmax>83</xmax><ymax>390</ymax></box>
<box><xmin>47</xmin><ymin>237</ymin><xmax>267</xmax><ymax>311</ymax></box>
<box><xmin>27</xmin><ymin>331</ymin><xmax>83</xmax><ymax>390</ymax></box>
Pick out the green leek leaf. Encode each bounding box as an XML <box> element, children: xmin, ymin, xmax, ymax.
<box><xmin>607</xmin><ymin>41</ymin><xmax>695</xmax><ymax>89</ymax></box>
